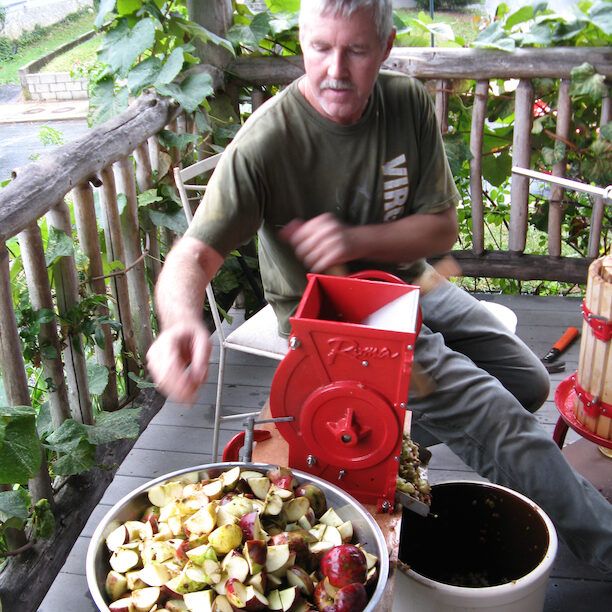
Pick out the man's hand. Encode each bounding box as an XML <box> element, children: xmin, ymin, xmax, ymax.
<box><xmin>146</xmin><ymin>319</ymin><xmax>212</xmax><ymax>404</ymax></box>
<box><xmin>280</xmin><ymin>213</ymin><xmax>354</xmax><ymax>272</ymax></box>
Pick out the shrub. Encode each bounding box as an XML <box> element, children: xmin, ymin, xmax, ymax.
<box><xmin>415</xmin><ymin>0</ymin><xmax>475</xmax><ymax>10</ymax></box>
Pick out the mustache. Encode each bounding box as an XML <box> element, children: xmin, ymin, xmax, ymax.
<box><xmin>320</xmin><ymin>79</ymin><xmax>354</xmax><ymax>91</ymax></box>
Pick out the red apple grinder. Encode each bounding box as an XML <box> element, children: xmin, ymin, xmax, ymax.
<box><xmin>224</xmin><ymin>272</ymin><xmax>428</xmax><ymax>515</ymax></box>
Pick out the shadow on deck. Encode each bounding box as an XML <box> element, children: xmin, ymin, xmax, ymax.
<box><xmin>39</xmin><ymin>294</ymin><xmax>612</xmax><ymax>611</ymax></box>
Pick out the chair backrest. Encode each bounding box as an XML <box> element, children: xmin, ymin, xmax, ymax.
<box><xmin>174</xmin><ymin>154</ymin><xmax>228</xmax><ymax>342</ymax></box>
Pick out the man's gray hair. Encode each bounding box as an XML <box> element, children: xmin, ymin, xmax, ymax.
<box><xmin>299</xmin><ymin>0</ymin><xmax>394</xmax><ymax>45</ymax></box>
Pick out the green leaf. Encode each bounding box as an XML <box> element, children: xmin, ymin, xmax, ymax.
<box><xmin>601</xmin><ymin>122</ymin><xmax>612</xmax><ymax>142</ymax></box>
<box><xmin>590</xmin><ymin>1</ymin><xmax>612</xmax><ymax>36</ymax></box>
<box><xmin>87</xmin><ymin>364</ymin><xmax>109</xmax><ymax>396</ymax></box>
<box><xmin>36</xmin><ymin>402</ymin><xmax>53</xmax><ymax>439</ymax></box>
<box><xmin>89</xmin><ymin>78</ymin><xmax>130</xmax><ymax>125</ymax></box>
<box><xmin>128</xmin><ymin>56</ymin><xmax>162</xmax><ymax>93</ymax></box>
<box><xmin>128</xmin><ymin>372</ymin><xmax>157</xmax><ymax>388</ymax></box>
<box><xmin>173</xmin><ymin>18</ymin><xmax>235</xmax><ymax>56</ymax></box>
<box><xmin>45</xmin><ymin>227</ymin><xmax>74</xmax><ymax>266</ymax></box>
<box><xmin>482</xmin><ymin>151</ymin><xmax>512</xmax><ymax>187</ymax></box>
<box><xmin>117</xmin><ymin>0</ymin><xmax>142</xmax><ymax>15</ymax></box>
<box><xmin>137</xmin><ymin>189</ymin><xmax>163</xmax><ymax>207</ymax></box>
<box><xmin>45</xmin><ymin>419</ymin><xmax>88</xmax><ymax>453</ymax></box>
<box><xmin>85</xmin><ymin>407</ymin><xmax>141</xmax><ymax>445</ymax></box>
<box><xmin>0</xmin><ymin>488</ymin><xmax>30</xmax><ymax>524</ymax></box>
<box><xmin>156</xmin><ymin>47</ymin><xmax>185</xmax><ymax>85</ymax></box>
<box><xmin>0</xmin><ymin>406</ymin><xmax>41</xmax><ymax>485</ymax></box>
<box><xmin>53</xmin><ymin>438</ymin><xmax>96</xmax><ymax>475</ymax></box>
<box><xmin>473</xmin><ymin>22</ymin><xmax>516</xmax><ymax>51</ymax></box>
<box><xmin>570</xmin><ymin>62</ymin><xmax>606</xmax><ymax>100</ymax></box>
<box><xmin>443</xmin><ymin>134</ymin><xmax>472</xmax><ymax>176</ymax></box>
<box><xmin>157</xmin><ymin>129</ymin><xmax>199</xmax><ymax>152</ymax></box>
<box><xmin>506</xmin><ymin>5</ymin><xmax>534</xmax><ymax>29</ymax></box>
<box><xmin>116</xmin><ymin>193</ymin><xmax>128</xmax><ymax>216</ymax></box>
<box><xmin>96</xmin><ymin>0</ymin><xmax>116</xmax><ymax>28</ymax></box>
<box><xmin>157</xmin><ymin>72</ymin><xmax>214</xmax><ymax>113</ymax></box>
<box><xmin>266</xmin><ymin>0</ymin><xmax>300</xmax><ymax>12</ymax></box>
<box><xmin>98</xmin><ymin>18</ymin><xmax>157</xmax><ymax>77</ymax></box>
<box><xmin>148</xmin><ymin>209</ymin><xmax>188</xmax><ymax>234</ymax></box>
<box><xmin>32</xmin><ymin>499</ymin><xmax>55</xmax><ymax>539</ymax></box>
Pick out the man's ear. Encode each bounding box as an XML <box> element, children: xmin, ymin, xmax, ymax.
<box><xmin>382</xmin><ymin>28</ymin><xmax>396</xmax><ymax>61</ymax></box>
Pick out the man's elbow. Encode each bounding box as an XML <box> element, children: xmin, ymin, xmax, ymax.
<box><xmin>440</xmin><ymin>208</ymin><xmax>459</xmax><ymax>251</ymax></box>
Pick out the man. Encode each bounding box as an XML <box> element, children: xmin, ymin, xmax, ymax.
<box><xmin>147</xmin><ymin>0</ymin><xmax>612</xmax><ymax>573</ymax></box>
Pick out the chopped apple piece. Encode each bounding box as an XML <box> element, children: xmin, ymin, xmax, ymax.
<box><xmin>208</xmin><ymin>523</ymin><xmax>243</xmax><ymax>555</ymax></box>
<box><xmin>126</xmin><ymin>570</ymin><xmax>148</xmax><ymax>591</ymax></box>
<box><xmin>125</xmin><ymin>520</ymin><xmax>146</xmax><ymax>541</ymax></box>
<box><xmin>286</xmin><ymin>566</ymin><xmax>314</xmax><ymax>597</ymax></box>
<box><xmin>322</xmin><ymin>526</ymin><xmax>343</xmax><ymax>546</ymax></box>
<box><xmin>201</xmin><ymin>479</ymin><xmax>224</xmax><ymax>499</ymax></box>
<box><xmin>110</xmin><ymin>547</ymin><xmax>140</xmax><ymax>573</ymax></box>
<box><xmin>109</xmin><ymin>596</ymin><xmax>135</xmax><ymax>612</ymax></box>
<box><xmin>106</xmin><ymin>569</ymin><xmax>129</xmax><ymax>601</ymax></box>
<box><xmin>184</xmin><ymin>504</ymin><xmax>217</xmax><ymax>536</ymax></box>
<box><xmin>238</xmin><ymin>511</ymin><xmax>268</xmax><ymax>541</ymax></box>
<box><xmin>186</xmin><ymin>544</ymin><xmax>217</xmax><ymax>565</ymax></box>
<box><xmin>239</xmin><ymin>469</ymin><xmax>265</xmax><ymax>481</ymax></box>
<box><xmin>318</xmin><ymin>508</ymin><xmax>343</xmax><ymax>528</ymax></box>
<box><xmin>220</xmin><ymin>466</ymin><xmax>241</xmax><ymax>490</ymax></box>
<box><xmin>264</xmin><ymin>494</ymin><xmax>283</xmax><ymax>516</ymax></box>
<box><xmin>183</xmin><ymin>589</ymin><xmax>215</xmax><ymax>612</ymax></box>
<box><xmin>211</xmin><ymin>595</ymin><xmax>233</xmax><ymax>612</ymax></box>
<box><xmin>247</xmin><ymin>570</ymin><xmax>267</xmax><ymax>594</ymax></box>
<box><xmin>308</xmin><ymin>524</ymin><xmax>326</xmax><ymax>541</ymax></box>
<box><xmin>264</xmin><ymin>544</ymin><xmax>291</xmax><ymax>573</ymax></box>
<box><xmin>221</xmin><ymin>550</ymin><xmax>249</xmax><ymax>583</ymax></box>
<box><xmin>279</xmin><ymin>586</ymin><xmax>303</xmax><ymax>612</ymax></box>
<box><xmin>247</xmin><ymin>477</ymin><xmax>271</xmax><ymax>500</ymax></box>
<box><xmin>165</xmin><ymin>601</ymin><xmax>188</xmax><ymax>612</ymax></box>
<box><xmin>244</xmin><ymin>539</ymin><xmax>267</xmax><ymax>574</ymax></box>
<box><xmin>267</xmin><ymin>590</ymin><xmax>283</xmax><ymax>611</ymax></box>
<box><xmin>244</xmin><ymin>585</ymin><xmax>269</xmax><ymax>610</ymax></box>
<box><xmin>337</xmin><ymin>521</ymin><xmax>353</xmax><ymax>543</ymax></box>
<box><xmin>362</xmin><ymin>548</ymin><xmax>379</xmax><ymax>571</ymax></box>
<box><xmin>131</xmin><ymin>586</ymin><xmax>162</xmax><ymax>612</ymax></box>
<box><xmin>220</xmin><ymin>496</ymin><xmax>253</xmax><ymax>518</ymax></box>
<box><xmin>225</xmin><ymin>578</ymin><xmax>248</xmax><ymax>608</ymax></box>
<box><xmin>139</xmin><ymin>563</ymin><xmax>171</xmax><ymax>587</ymax></box>
<box><xmin>282</xmin><ymin>497</ymin><xmax>310</xmax><ymax>523</ymax></box>
<box><xmin>106</xmin><ymin>525</ymin><xmax>129</xmax><ymax>551</ymax></box>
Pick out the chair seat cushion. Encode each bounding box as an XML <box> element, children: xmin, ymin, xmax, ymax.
<box><xmin>224</xmin><ymin>304</ymin><xmax>289</xmax><ymax>359</ymax></box>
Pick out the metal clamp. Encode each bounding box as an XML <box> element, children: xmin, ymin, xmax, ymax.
<box><xmin>574</xmin><ymin>379</ymin><xmax>611</xmax><ymax>418</ymax></box>
<box><xmin>581</xmin><ymin>300</ymin><xmax>612</xmax><ymax>342</ymax></box>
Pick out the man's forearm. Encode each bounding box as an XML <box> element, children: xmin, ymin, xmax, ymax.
<box><xmin>154</xmin><ymin>236</ymin><xmax>224</xmax><ymax>330</ymax></box>
<box><xmin>348</xmin><ymin>207</ymin><xmax>458</xmax><ymax>264</ymax></box>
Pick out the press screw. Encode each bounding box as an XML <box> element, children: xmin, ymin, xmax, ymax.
<box><xmin>341</xmin><ymin>434</ymin><xmax>352</xmax><ymax>443</ymax></box>
<box><xmin>406</xmin><ymin>344</ymin><xmax>413</xmax><ymax>351</ymax></box>
<box><xmin>381</xmin><ymin>500</ymin><xmax>391</xmax><ymax>512</ymax></box>
<box><xmin>361</xmin><ymin>360</ymin><xmax>369</xmax><ymax>367</ymax></box>
<box><xmin>306</xmin><ymin>454</ymin><xmax>317</xmax><ymax>466</ymax></box>
<box><xmin>394</xmin><ymin>455</ymin><xmax>400</xmax><ymax>462</ymax></box>
<box><xmin>289</xmin><ymin>336</ymin><xmax>301</xmax><ymax>350</ymax></box>
<box><xmin>400</xmin><ymin>402</ymin><xmax>407</xmax><ymax>409</ymax></box>
<box><xmin>338</xmin><ymin>469</ymin><xmax>346</xmax><ymax>480</ymax></box>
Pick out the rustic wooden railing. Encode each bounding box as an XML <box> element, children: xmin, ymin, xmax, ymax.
<box><xmin>0</xmin><ymin>45</ymin><xmax>609</xmax><ymax>608</ymax></box>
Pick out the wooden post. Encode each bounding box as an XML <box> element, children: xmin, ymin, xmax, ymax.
<box><xmin>469</xmin><ymin>80</ymin><xmax>489</xmax><ymax>255</ymax></box>
<box><xmin>0</xmin><ymin>242</ymin><xmax>53</xmax><ymax>514</ymax></box>
<box><xmin>97</xmin><ymin>167</ymin><xmax>140</xmax><ymax>394</ymax></box>
<box><xmin>17</xmin><ymin>222</ymin><xmax>71</xmax><ymax>428</ymax></box>
<box><xmin>134</xmin><ymin>143</ymin><xmax>162</xmax><ymax>284</ymax></box>
<box><xmin>72</xmin><ymin>182</ymin><xmax>119</xmax><ymax>412</ymax></box>
<box><xmin>548</xmin><ymin>79</ymin><xmax>571</xmax><ymax>257</ymax></box>
<box><xmin>187</xmin><ymin>0</ymin><xmax>233</xmax><ymax>68</ymax></box>
<box><xmin>509</xmin><ymin>79</ymin><xmax>534</xmax><ymax>254</ymax></box>
<box><xmin>435</xmin><ymin>79</ymin><xmax>449</xmax><ymax>135</ymax></box>
<box><xmin>114</xmin><ymin>157</ymin><xmax>155</xmax><ymax>362</ymax></box>
<box><xmin>588</xmin><ymin>91</ymin><xmax>611</xmax><ymax>258</ymax></box>
<box><xmin>46</xmin><ymin>201</ymin><xmax>94</xmax><ymax>425</ymax></box>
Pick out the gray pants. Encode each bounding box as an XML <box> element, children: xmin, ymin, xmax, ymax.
<box><xmin>409</xmin><ymin>280</ymin><xmax>612</xmax><ymax>574</ymax></box>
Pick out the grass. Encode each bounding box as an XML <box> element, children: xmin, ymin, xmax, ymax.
<box><xmin>42</xmin><ymin>35</ymin><xmax>101</xmax><ymax>74</ymax></box>
<box><xmin>0</xmin><ymin>10</ymin><xmax>95</xmax><ymax>85</ymax></box>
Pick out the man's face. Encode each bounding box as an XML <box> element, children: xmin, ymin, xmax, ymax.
<box><xmin>299</xmin><ymin>7</ymin><xmax>395</xmax><ymax>125</ymax></box>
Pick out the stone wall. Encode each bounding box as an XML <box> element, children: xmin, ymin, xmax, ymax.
<box><xmin>0</xmin><ymin>0</ymin><xmax>93</xmax><ymax>40</ymax></box>
<box><xmin>21</xmin><ymin>70</ymin><xmax>87</xmax><ymax>101</ymax></box>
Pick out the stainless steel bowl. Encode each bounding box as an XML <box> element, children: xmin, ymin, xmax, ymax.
<box><xmin>86</xmin><ymin>462</ymin><xmax>389</xmax><ymax>611</ymax></box>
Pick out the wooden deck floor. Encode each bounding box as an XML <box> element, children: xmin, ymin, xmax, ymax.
<box><xmin>39</xmin><ymin>294</ymin><xmax>612</xmax><ymax>611</ymax></box>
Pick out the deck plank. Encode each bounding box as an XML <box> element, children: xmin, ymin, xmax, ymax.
<box><xmin>39</xmin><ymin>295</ymin><xmax>611</xmax><ymax>611</ymax></box>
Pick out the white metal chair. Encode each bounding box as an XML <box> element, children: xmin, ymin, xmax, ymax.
<box><xmin>174</xmin><ymin>156</ymin><xmax>288</xmax><ymax>461</ymax></box>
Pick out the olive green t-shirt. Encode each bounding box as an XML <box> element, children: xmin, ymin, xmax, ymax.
<box><xmin>186</xmin><ymin>71</ymin><xmax>459</xmax><ymax>336</ymax></box>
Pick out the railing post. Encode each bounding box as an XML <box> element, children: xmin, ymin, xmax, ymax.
<box><xmin>548</xmin><ymin>79</ymin><xmax>572</xmax><ymax>257</ymax></box>
<box><xmin>17</xmin><ymin>222</ymin><xmax>71</xmax><ymax>428</ymax></box>
<box><xmin>588</xmin><ymin>90</ymin><xmax>611</xmax><ymax>258</ymax></box>
<box><xmin>114</xmin><ymin>158</ymin><xmax>155</xmax><ymax>362</ymax></box>
<box><xmin>469</xmin><ymin>80</ymin><xmax>489</xmax><ymax>255</ymax></box>
<box><xmin>98</xmin><ymin>167</ymin><xmax>140</xmax><ymax>395</ymax></box>
<box><xmin>435</xmin><ymin>79</ymin><xmax>449</xmax><ymax>135</ymax></box>
<box><xmin>72</xmin><ymin>181</ymin><xmax>119</xmax><ymax>412</ymax></box>
<box><xmin>46</xmin><ymin>201</ymin><xmax>94</xmax><ymax>425</ymax></box>
<box><xmin>509</xmin><ymin>79</ymin><xmax>534</xmax><ymax>253</ymax></box>
<box><xmin>0</xmin><ymin>242</ymin><xmax>53</xmax><ymax>514</ymax></box>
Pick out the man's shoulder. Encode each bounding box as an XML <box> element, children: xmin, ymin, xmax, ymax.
<box><xmin>378</xmin><ymin>70</ymin><xmax>427</xmax><ymax>98</ymax></box>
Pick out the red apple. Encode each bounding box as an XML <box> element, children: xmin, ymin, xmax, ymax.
<box><xmin>244</xmin><ymin>539</ymin><xmax>267</xmax><ymax>574</ymax></box>
<box><xmin>313</xmin><ymin>581</ymin><xmax>335</xmax><ymax>612</ymax></box>
<box><xmin>333</xmin><ymin>582</ymin><xmax>368</xmax><ymax>612</ymax></box>
<box><xmin>320</xmin><ymin>545</ymin><xmax>367</xmax><ymax>588</ymax></box>
<box><xmin>239</xmin><ymin>511</ymin><xmax>267</xmax><ymax>541</ymax></box>
<box><xmin>266</xmin><ymin>467</ymin><xmax>296</xmax><ymax>490</ymax></box>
